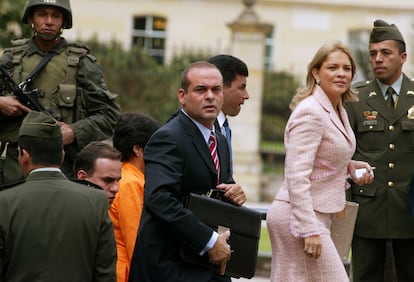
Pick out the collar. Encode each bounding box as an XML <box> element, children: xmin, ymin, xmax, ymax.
<box><xmin>181</xmin><ymin>109</ymin><xmax>216</xmax><ymax>145</ymax></box>
<box><xmin>376</xmin><ymin>73</ymin><xmax>403</xmax><ymax>98</ymax></box>
<box><xmin>217</xmin><ymin>111</ymin><xmax>226</xmax><ymax>128</ymax></box>
<box><xmin>30</xmin><ymin>167</ymin><xmax>62</xmax><ymax>174</ymax></box>
<box><xmin>27</xmin><ymin>37</ymin><xmax>69</xmax><ymax>56</ymax></box>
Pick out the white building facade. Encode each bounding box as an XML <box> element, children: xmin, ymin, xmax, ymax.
<box><xmin>66</xmin><ymin>0</ymin><xmax>414</xmax><ymax>82</ymax></box>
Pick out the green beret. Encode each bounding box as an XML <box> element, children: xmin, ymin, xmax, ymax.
<box><xmin>370</xmin><ymin>19</ymin><xmax>405</xmax><ymax>44</ymax></box>
<box><xmin>19</xmin><ymin>111</ymin><xmax>61</xmax><ymax>139</ymax></box>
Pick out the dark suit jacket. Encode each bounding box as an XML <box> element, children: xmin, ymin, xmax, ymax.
<box><xmin>129</xmin><ymin>111</ymin><xmax>233</xmax><ymax>282</ymax></box>
<box><xmin>0</xmin><ymin>170</ymin><xmax>116</xmax><ymax>281</ymax></box>
<box><xmin>346</xmin><ymin>74</ymin><xmax>414</xmax><ymax>238</ymax></box>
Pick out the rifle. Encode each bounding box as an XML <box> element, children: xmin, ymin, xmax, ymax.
<box><xmin>0</xmin><ymin>65</ymin><xmax>46</xmax><ymax>112</ymax></box>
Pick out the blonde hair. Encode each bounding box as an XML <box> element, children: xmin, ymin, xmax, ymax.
<box><xmin>289</xmin><ymin>41</ymin><xmax>358</xmax><ymax>111</ymax></box>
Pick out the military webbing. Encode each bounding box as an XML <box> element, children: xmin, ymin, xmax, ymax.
<box><xmin>24</xmin><ymin>51</ymin><xmax>55</xmax><ymax>85</ymax></box>
<box><xmin>65</xmin><ymin>44</ymin><xmax>88</xmax><ymax>84</ymax></box>
<box><xmin>10</xmin><ymin>39</ymin><xmax>89</xmax><ymax>86</ymax></box>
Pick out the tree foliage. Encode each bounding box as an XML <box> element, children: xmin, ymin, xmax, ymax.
<box><xmin>85</xmin><ymin>38</ymin><xmax>213</xmax><ymax>123</ymax></box>
<box><xmin>261</xmin><ymin>71</ymin><xmax>299</xmax><ymax>142</ymax></box>
<box><xmin>0</xmin><ymin>3</ymin><xmax>298</xmax><ymax>142</ymax></box>
<box><xmin>0</xmin><ymin>0</ymin><xmax>31</xmax><ymax>49</ymax></box>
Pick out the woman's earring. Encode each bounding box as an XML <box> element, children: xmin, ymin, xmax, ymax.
<box><xmin>316</xmin><ymin>79</ymin><xmax>320</xmax><ymax>85</ymax></box>
<box><xmin>31</xmin><ymin>23</ymin><xmax>34</xmax><ymax>29</ymax></box>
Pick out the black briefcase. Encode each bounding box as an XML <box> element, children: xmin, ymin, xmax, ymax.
<box><xmin>180</xmin><ymin>192</ymin><xmax>262</xmax><ymax>279</ymax></box>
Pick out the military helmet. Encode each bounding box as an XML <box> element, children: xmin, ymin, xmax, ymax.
<box><xmin>21</xmin><ymin>0</ymin><xmax>72</xmax><ymax>29</ymax></box>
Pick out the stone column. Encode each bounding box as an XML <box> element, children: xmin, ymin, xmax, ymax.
<box><xmin>227</xmin><ymin>0</ymin><xmax>273</xmax><ymax>202</ymax></box>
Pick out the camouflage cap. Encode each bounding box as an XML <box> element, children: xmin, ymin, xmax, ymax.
<box><xmin>19</xmin><ymin>111</ymin><xmax>61</xmax><ymax>139</ymax></box>
<box><xmin>369</xmin><ymin>19</ymin><xmax>405</xmax><ymax>44</ymax></box>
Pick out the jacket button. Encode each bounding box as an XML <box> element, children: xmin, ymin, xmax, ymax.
<box><xmin>388</xmin><ymin>125</ymin><xmax>395</xmax><ymax>131</ymax></box>
<box><xmin>389</xmin><ymin>163</ymin><xmax>395</xmax><ymax>169</ymax></box>
<box><xmin>388</xmin><ymin>181</ymin><xmax>394</xmax><ymax>187</ymax></box>
<box><xmin>389</xmin><ymin>144</ymin><xmax>395</xmax><ymax>150</ymax></box>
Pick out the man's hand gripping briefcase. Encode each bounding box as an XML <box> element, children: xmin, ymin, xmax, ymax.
<box><xmin>181</xmin><ymin>193</ymin><xmax>263</xmax><ymax>279</ymax></box>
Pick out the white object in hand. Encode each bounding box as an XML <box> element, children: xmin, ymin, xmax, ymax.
<box><xmin>354</xmin><ymin>167</ymin><xmax>375</xmax><ymax>179</ymax></box>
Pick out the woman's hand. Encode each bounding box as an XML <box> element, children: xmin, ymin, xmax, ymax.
<box><xmin>304</xmin><ymin>235</ymin><xmax>322</xmax><ymax>259</ymax></box>
<box><xmin>348</xmin><ymin>160</ymin><xmax>374</xmax><ymax>185</ymax></box>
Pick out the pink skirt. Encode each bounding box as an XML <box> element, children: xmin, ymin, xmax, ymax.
<box><xmin>266</xmin><ymin>200</ymin><xmax>349</xmax><ymax>282</ymax></box>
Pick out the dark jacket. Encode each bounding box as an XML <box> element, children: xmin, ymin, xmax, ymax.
<box><xmin>129</xmin><ymin>111</ymin><xmax>233</xmax><ymax>282</ymax></box>
<box><xmin>345</xmin><ymin>74</ymin><xmax>414</xmax><ymax>238</ymax></box>
<box><xmin>0</xmin><ymin>170</ymin><xmax>116</xmax><ymax>281</ymax></box>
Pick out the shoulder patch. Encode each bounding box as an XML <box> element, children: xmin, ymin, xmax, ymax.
<box><xmin>352</xmin><ymin>80</ymin><xmax>371</xmax><ymax>89</ymax></box>
<box><xmin>70</xmin><ymin>42</ymin><xmax>90</xmax><ymax>52</ymax></box>
<box><xmin>10</xmin><ymin>38</ymin><xmax>30</xmax><ymax>47</ymax></box>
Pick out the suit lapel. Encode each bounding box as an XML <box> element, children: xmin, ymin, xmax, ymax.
<box><xmin>314</xmin><ymin>86</ymin><xmax>353</xmax><ymax>143</ymax></box>
<box><xmin>365</xmin><ymin>81</ymin><xmax>394</xmax><ymax>121</ymax></box>
<box><xmin>364</xmin><ymin>76</ymin><xmax>414</xmax><ymax>123</ymax></box>
<box><xmin>393</xmin><ymin>75</ymin><xmax>414</xmax><ymax>121</ymax></box>
<box><xmin>179</xmin><ymin>112</ymin><xmax>218</xmax><ymax>179</ymax></box>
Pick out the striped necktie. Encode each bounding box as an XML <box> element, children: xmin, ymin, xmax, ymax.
<box><xmin>209</xmin><ymin>131</ymin><xmax>220</xmax><ymax>183</ymax></box>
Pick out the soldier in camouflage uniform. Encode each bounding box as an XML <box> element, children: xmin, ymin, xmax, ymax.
<box><xmin>0</xmin><ymin>0</ymin><xmax>121</xmax><ymax>185</ymax></box>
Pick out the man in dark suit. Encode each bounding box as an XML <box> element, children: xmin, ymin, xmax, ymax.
<box><xmin>346</xmin><ymin>19</ymin><xmax>414</xmax><ymax>281</ymax></box>
<box><xmin>129</xmin><ymin>61</ymin><xmax>246</xmax><ymax>282</ymax></box>
<box><xmin>207</xmin><ymin>55</ymin><xmax>249</xmax><ymax>174</ymax></box>
<box><xmin>0</xmin><ymin>111</ymin><xmax>116</xmax><ymax>281</ymax></box>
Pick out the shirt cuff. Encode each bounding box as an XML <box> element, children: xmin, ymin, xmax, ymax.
<box><xmin>199</xmin><ymin>231</ymin><xmax>218</xmax><ymax>256</ymax></box>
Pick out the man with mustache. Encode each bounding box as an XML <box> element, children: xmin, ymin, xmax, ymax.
<box><xmin>345</xmin><ymin>19</ymin><xmax>414</xmax><ymax>282</ymax></box>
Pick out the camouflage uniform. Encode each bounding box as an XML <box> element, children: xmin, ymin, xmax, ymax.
<box><xmin>0</xmin><ymin>1</ymin><xmax>120</xmax><ymax>185</ymax></box>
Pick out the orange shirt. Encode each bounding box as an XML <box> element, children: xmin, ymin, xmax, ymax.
<box><xmin>109</xmin><ymin>162</ymin><xmax>144</xmax><ymax>282</ymax></box>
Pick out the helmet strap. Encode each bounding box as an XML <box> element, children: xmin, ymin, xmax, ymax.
<box><xmin>35</xmin><ymin>32</ymin><xmax>60</xmax><ymax>41</ymax></box>
<box><xmin>31</xmin><ymin>24</ymin><xmax>62</xmax><ymax>41</ymax></box>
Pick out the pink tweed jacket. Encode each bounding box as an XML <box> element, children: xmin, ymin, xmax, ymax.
<box><xmin>275</xmin><ymin>85</ymin><xmax>356</xmax><ymax>238</ymax></box>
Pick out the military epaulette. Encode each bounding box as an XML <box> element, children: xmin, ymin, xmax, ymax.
<box><xmin>352</xmin><ymin>80</ymin><xmax>372</xmax><ymax>89</ymax></box>
<box><xmin>71</xmin><ymin>179</ymin><xmax>103</xmax><ymax>190</ymax></box>
<box><xmin>0</xmin><ymin>180</ymin><xmax>25</xmax><ymax>191</ymax></box>
<box><xmin>10</xmin><ymin>38</ymin><xmax>30</xmax><ymax>66</ymax></box>
<box><xmin>70</xmin><ymin>42</ymin><xmax>90</xmax><ymax>52</ymax></box>
<box><xmin>66</xmin><ymin>43</ymin><xmax>89</xmax><ymax>66</ymax></box>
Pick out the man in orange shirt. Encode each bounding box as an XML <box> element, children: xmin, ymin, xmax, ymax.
<box><xmin>110</xmin><ymin>112</ymin><xmax>160</xmax><ymax>282</ymax></box>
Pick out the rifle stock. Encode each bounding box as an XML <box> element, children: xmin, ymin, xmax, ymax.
<box><xmin>0</xmin><ymin>65</ymin><xmax>46</xmax><ymax>112</ymax></box>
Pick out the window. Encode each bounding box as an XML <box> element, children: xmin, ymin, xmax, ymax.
<box><xmin>348</xmin><ymin>29</ymin><xmax>372</xmax><ymax>81</ymax></box>
<box><xmin>264</xmin><ymin>30</ymin><xmax>274</xmax><ymax>70</ymax></box>
<box><xmin>132</xmin><ymin>16</ymin><xmax>167</xmax><ymax>64</ymax></box>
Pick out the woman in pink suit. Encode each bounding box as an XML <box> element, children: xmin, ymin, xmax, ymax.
<box><xmin>266</xmin><ymin>42</ymin><xmax>374</xmax><ymax>281</ymax></box>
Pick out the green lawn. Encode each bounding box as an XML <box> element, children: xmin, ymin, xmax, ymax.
<box><xmin>259</xmin><ymin>225</ymin><xmax>272</xmax><ymax>253</ymax></box>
